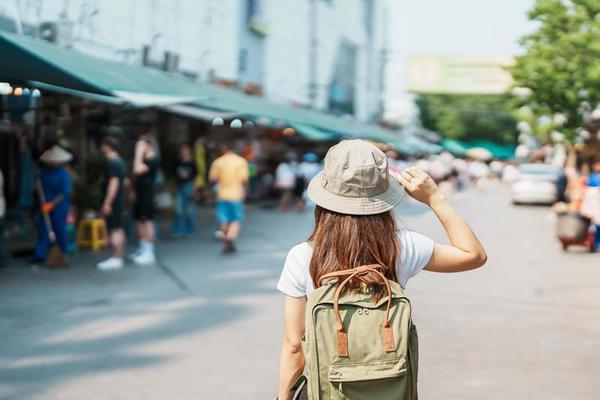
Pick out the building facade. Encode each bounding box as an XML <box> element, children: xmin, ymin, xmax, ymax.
<box><xmin>0</xmin><ymin>0</ymin><xmax>389</xmax><ymax>122</ymax></box>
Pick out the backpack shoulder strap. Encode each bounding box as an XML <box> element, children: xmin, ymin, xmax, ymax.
<box><xmin>319</xmin><ymin>264</ymin><xmax>383</xmax><ymax>284</ymax></box>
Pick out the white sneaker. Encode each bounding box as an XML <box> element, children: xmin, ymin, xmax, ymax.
<box><xmin>129</xmin><ymin>247</ymin><xmax>143</xmax><ymax>259</ymax></box>
<box><xmin>214</xmin><ymin>230</ymin><xmax>224</xmax><ymax>240</ymax></box>
<box><xmin>132</xmin><ymin>251</ymin><xmax>156</xmax><ymax>265</ymax></box>
<box><xmin>97</xmin><ymin>257</ymin><xmax>124</xmax><ymax>271</ymax></box>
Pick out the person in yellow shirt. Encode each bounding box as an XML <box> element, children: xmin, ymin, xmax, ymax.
<box><xmin>209</xmin><ymin>145</ymin><xmax>249</xmax><ymax>253</ymax></box>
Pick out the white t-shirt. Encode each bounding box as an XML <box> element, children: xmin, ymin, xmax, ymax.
<box><xmin>277</xmin><ymin>229</ymin><xmax>434</xmax><ymax>297</ymax></box>
<box><xmin>275</xmin><ymin>162</ymin><xmax>296</xmax><ymax>189</ymax></box>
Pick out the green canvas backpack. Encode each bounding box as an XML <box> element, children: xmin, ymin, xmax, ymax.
<box><xmin>300</xmin><ymin>264</ymin><xmax>419</xmax><ymax>400</ymax></box>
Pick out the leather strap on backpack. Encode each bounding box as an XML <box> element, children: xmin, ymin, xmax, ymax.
<box><xmin>320</xmin><ymin>265</ymin><xmax>396</xmax><ymax>357</ymax></box>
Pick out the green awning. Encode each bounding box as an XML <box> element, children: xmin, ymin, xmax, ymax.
<box><xmin>290</xmin><ymin>122</ymin><xmax>340</xmax><ymax>141</ymax></box>
<box><xmin>160</xmin><ymin>104</ymin><xmax>241</xmax><ymax>122</ymax></box>
<box><xmin>468</xmin><ymin>140</ymin><xmax>515</xmax><ymax>160</ymax></box>
<box><xmin>392</xmin><ymin>137</ymin><xmax>419</xmax><ymax>156</ymax></box>
<box><xmin>404</xmin><ymin>135</ymin><xmax>443</xmax><ymax>154</ymax></box>
<box><xmin>0</xmin><ymin>32</ymin><xmax>211</xmax><ymax>97</ymax></box>
<box><xmin>30</xmin><ymin>81</ymin><xmax>127</xmax><ymax>105</ymax></box>
<box><xmin>442</xmin><ymin>138</ymin><xmax>515</xmax><ymax>159</ymax></box>
<box><xmin>0</xmin><ymin>32</ymin><xmax>401</xmax><ymax>143</ymax></box>
<box><xmin>442</xmin><ymin>138</ymin><xmax>468</xmax><ymax>156</ymax></box>
<box><xmin>191</xmin><ymin>86</ymin><xmax>401</xmax><ymax>143</ymax></box>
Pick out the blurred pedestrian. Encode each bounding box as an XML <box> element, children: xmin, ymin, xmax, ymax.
<box><xmin>209</xmin><ymin>144</ymin><xmax>249</xmax><ymax>253</ymax></box>
<box><xmin>276</xmin><ymin>140</ymin><xmax>487</xmax><ymax>400</ymax></box>
<box><xmin>582</xmin><ymin>161</ymin><xmax>600</xmax><ymax>248</ymax></box>
<box><xmin>429</xmin><ymin>157</ymin><xmax>450</xmax><ymax>183</ymax></box>
<box><xmin>130</xmin><ymin>135</ymin><xmax>159</xmax><ymax>265</ymax></box>
<box><xmin>452</xmin><ymin>157</ymin><xmax>469</xmax><ymax>191</ymax></box>
<box><xmin>489</xmin><ymin>160</ymin><xmax>504</xmax><ymax>179</ymax></box>
<box><xmin>193</xmin><ymin>138</ymin><xmax>207</xmax><ymax>198</ymax></box>
<box><xmin>0</xmin><ymin>168</ymin><xmax>6</xmax><ymax>267</ymax></box>
<box><xmin>298</xmin><ymin>153</ymin><xmax>321</xmax><ymax>208</ymax></box>
<box><xmin>468</xmin><ymin>160</ymin><xmax>490</xmax><ymax>190</ymax></box>
<box><xmin>16</xmin><ymin>136</ymin><xmax>34</xmax><ymax>237</ymax></box>
<box><xmin>97</xmin><ymin>137</ymin><xmax>127</xmax><ymax>270</ymax></box>
<box><xmin>298</xmin><ymin>153</ymin><xmax>321</xmax><ymax>183</ymax></box>
<box><xmin>170</xmin><ymin>143</ymin><xmax>197</xmax><ymax>237</ymax></box>
<box><xmin>242</xmin><ymin>140</ymin><xmax>260</xmax><ymax>201</ymax></box>
<box><xmin>275</xmin><ymin>153</ymin><xmax>299</xmax><ymax>212</ymax></box>
<box><xmin>33</xmin><ymin>145</ymin><xmax>72</xmax><ymax>263</ymax></box>
<box><xmin>501</xmin><ymin>162</ymin><xmax>519</xmax><ymax>186</ymax></box>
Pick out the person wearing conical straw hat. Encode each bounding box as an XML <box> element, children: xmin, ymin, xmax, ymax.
<box><xmin>276</xmin><ymin>139</ymin><xmax>487</xmax><ymax>399</ymax></box>
<box><xmin>33</xmin><ymin>145</ymin><xmax>73</xmax><ymax>264</ymax></box>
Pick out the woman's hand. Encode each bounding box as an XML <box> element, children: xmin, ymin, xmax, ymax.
<box><xmin>394</xmin><ymin>167</ymin><xmax>443</xmax><ymax>207</ymax></box>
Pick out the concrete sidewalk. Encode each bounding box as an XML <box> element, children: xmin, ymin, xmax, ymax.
<box><xmin>1</xmin><ymin>186</ymin><xmax>599</xmax><ymax>399</ymax></box>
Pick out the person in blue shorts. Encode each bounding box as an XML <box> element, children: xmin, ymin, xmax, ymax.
<box><xmin>209</xmin><ymin>145</ymin><xmax>249</xmax><ymax>253</ymax></box>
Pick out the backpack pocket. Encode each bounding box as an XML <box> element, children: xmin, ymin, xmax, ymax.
<box><xmin>328</xmin><ymin>358</ymin><xmax>406</xmax><ymax>382</ymax></box>
<box><xmin>327</xmin><ymin>358</ymin><xmax>410</xmax><ymax>400</ymax></box>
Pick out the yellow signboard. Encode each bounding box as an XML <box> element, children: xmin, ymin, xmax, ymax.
<box><xmin>407</xmin><ymin>55</ymin><xmax>515</xmax><ymax>94</ymax></box>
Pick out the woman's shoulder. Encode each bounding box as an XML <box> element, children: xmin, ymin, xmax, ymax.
<box><xmin>286</xmin><ymin>241</ymin><xmax>313</xmax><ymax>260</ymax></box>
<box><xmin>395</xmin><ymin>228</ymin><xmax>434</xmax><ymax>285</ymax></box>
<box><xmin>396</xmin><ymin>227</ymin><xmax>432</xmax><ymax>243</ymax></box>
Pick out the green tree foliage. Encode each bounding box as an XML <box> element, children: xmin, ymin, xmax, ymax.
<box><xmin>511</xmin><ymin>0</ymin><xmax>600</xmax><ymax>139</ymax></box>
<box><xmin>415</xmin><ymin>94</ymin><xmax>518</xmax><ymax>145</ymax></box>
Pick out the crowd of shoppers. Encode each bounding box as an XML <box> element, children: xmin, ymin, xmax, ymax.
<box><xmin>3</xmin><ymin>133</ymin><xmax>598</xmax><ymax>271</ymax></box>
<box><xmin>274</xmin><ymin>152</ymin><xmax>322</xmax><ymax>212</ymax></box>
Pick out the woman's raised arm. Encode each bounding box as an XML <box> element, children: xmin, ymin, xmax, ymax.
<box><xmin>395</xmin><ymin>167</ymin><xmax>487</xmax><ymax>273</ymax></box>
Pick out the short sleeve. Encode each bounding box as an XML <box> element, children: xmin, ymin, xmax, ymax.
<box><xmin>397</xmin><ymin>229</ymin><xmax>434</xmax><ymax>287</ymax></box>
<box><xmin>107</xmin><ymin>160</ymin><xmax>119</xmax><ymax>178</ymax></box>
<box><xmin>277</xmin><ymin>243</ymin><xmax>310</xmax><ymax>297</ymax></box>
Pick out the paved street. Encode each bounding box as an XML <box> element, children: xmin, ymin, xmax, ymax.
<box><xmin>0</xmin><ymin>184</ymin><xmax>599</xmax><ymax>400</ymax></box>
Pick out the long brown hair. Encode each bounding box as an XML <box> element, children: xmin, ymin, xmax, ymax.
<box><xmin>309</xmin><ymin>206</ymin><xmax>400</xmax><ymax>295</ymax></box>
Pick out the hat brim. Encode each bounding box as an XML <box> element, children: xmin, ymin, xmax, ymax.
<box><xmin>40</xmin><ymin>154</ymin><xmax>72</xmax><ymax>163</ymax></box>
<box><xmin>39</xmin><ymin>148</ymin><xmax>73</xmax><ymax>164</ymax></box>
<box><xmin>307</xmin><ymin>171</ymin><xmax>406</xmax><ymax>215</ymax></box>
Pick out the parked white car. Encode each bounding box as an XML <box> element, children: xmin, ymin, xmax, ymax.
<box><xmin>511</xmin><ymin>164</ymin><xmax>560</xmax><ymax>205</ymax></box>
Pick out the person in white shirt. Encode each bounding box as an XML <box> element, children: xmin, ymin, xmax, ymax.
<box><xmin>275</xmin><ymin>154</ymin><xmax>300</xmax><ymax>212</ymax></box>
<box><xmin>276</xmin><ymin>140</ymin><xmax>487</xmax><ymax>399</ymax></box>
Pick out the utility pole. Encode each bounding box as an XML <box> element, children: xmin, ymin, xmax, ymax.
<box><xmin>308</xmin><ymin>0</ymin><xmax>318</xmax><ymax>109</ymax></box>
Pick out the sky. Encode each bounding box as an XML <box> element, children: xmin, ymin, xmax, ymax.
<box><xmin>384</xmin><ymin>0</ymin><xmax>537</xmax><ymax>113</ymax></box>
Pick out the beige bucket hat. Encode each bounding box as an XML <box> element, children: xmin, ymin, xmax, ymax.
<box><xmin>39</xmin><ymin>145</ymin><xmax>73</xmax><ymax>164</ymax></box>
<box><xmin>307</xmin><ymin>139</ymin><xmax>405</xmax><ymax>215</ymax></box>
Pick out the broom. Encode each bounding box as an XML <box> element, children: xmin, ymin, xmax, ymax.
<box><xmin>36</xmin><ymin>180</ymin><xmax>70</xmax><ymax>269</ymax></box>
